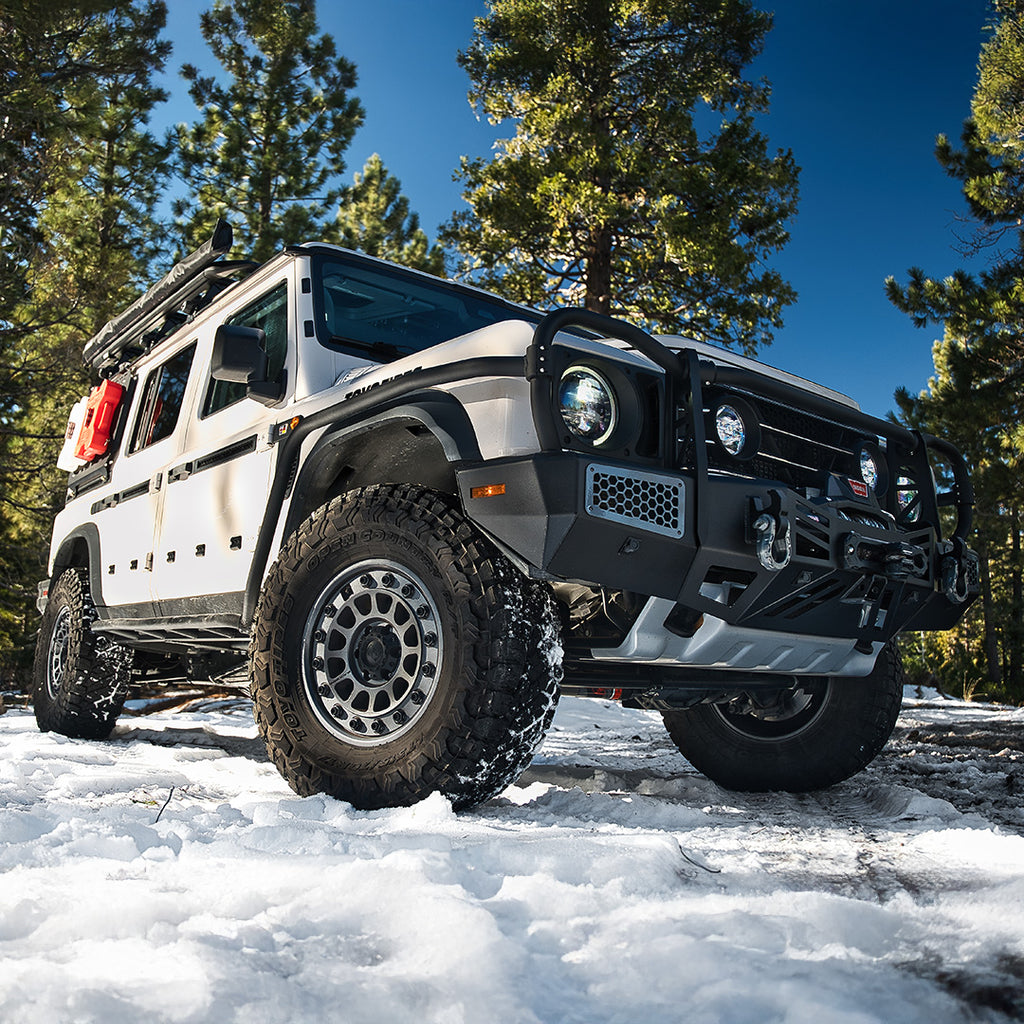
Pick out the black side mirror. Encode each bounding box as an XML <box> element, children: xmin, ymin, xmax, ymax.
<box><xmin>211</xmin><ymin>324</ymin><xmax>283</xmax><ymax>405</ymax></box>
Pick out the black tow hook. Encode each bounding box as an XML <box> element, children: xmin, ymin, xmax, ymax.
<box><xmin>842</xmin><ymin>533</ymin><xmax>929</xmax><ymax>579</ymax></box>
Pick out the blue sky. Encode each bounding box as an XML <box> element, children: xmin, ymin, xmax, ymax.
<box><xmin>158</xmin><ymin>0</ymin><xmax>989</xmax><ymax>420</ymax></box>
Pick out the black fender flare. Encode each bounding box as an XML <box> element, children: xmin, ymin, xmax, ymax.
<box><xmin>280</xmin><ymin>392</ymin><xmax>483</xmax><ymax>542</ymax></box>
<box><xmin>50</xmin><ymin>523</ymin><xmax>105</xmax><ymax>612</ymax></box>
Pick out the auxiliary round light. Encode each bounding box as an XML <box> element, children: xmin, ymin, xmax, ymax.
<box><xmin>860</xmin><ymin>448</ymin><xmax>878</xmax><ymax>490</ymax></box>
<box><xmin>558</xmin><ymin>366</ymin><xmax>617</xmax><ymax>445</ymax></box>
<box><xmin>858</xmin><ymin>441</ymin><xmax>887</xmax><ymax>494</ymax></box>
<box><xmin>715</xmin><ymin>403</ymin><xmax>747</xmax><ymax>457</ymax></box>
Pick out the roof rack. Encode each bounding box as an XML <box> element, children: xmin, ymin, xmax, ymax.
<box><xmin>83</xmin><ymin>220</ymin><xmax>259</xmax><ymax>373</ymax></box>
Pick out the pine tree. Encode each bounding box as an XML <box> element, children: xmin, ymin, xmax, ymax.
<box><xmin>0</xmin><ymin>0</ymin><xmax>131</xmax><ymax>413</ymax></box>
<box><xmin>333</xmin><ymin>155</ymin><xmax>444</xmax><ymax>275</ymax></box>
<box><xmin>14</xmin><ymin>0</ymin><xmax>172</xmax><ymax>508</ymax></box>
<box><xmin>0</xmin><ymin>1</ymin><xmax>109</xmax><ymax>302</ymax></box>
<box><xmin>174</xmin><ymin>0</ymin><xmax>364</xmax><ymax>262</ymax></box>
<box><xmin>0</xmin><ymin>1</ymin><xmax>171</xmax><ymax>678</ymax></box>
<box><xmin>892</xmin><ymin>331</ymin><xmax>1024</xmax><ymax>699</ymax></box>
<box><xmin>886</xmin><ymin>1</ymin><xmax>1024</xmax><ymax>337</ymax></box>
<box><xmin>887</xmin><ymin>0</ymin><xmax>1024</xmax><ymax>701</ymax></box>
<box><xmin>441</xmin><ymin>0</ymin><xmax>799</xmax><ymax>355</ymax></box>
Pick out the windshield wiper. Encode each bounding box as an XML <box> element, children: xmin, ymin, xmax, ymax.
<box><xmin>327</xmin><ymin>335</ymin><xmax>413</xmax><ymax>361</ymax></box>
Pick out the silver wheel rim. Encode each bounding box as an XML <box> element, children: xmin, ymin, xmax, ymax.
<box><xmin>46</xmin><ymin>606</ymin><xmax>72</xmax><ymax>700</ymax></box>
<box><xmin>301</xmin><ymin>559</ymin><xmax>444</xmax><ymax>747</ymax></box>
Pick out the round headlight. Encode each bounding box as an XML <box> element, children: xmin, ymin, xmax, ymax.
<box><xmin>859</xmin><ymin>446</ymin><xmax>879</xmax><ymax>490</ymax></box>
<box><xmin>715</xmin><ymin>404</ymin><xmax>747</xmax><ymax>456</ymax></box>
<box><xmin>558</xmin><ymin>366</ymin><xmax>617</xmax><ymax>444</ymax></box>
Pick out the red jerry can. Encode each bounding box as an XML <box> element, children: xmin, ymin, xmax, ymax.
<box><xmin>74</xmin><ymin>380</ymin><xmax>125</xmax><ymax>461</ymax></box>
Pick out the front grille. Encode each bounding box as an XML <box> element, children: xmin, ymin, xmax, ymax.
<box><xmin>585</xmin><ymin>465</ymin><xmax>685</xmax><ymax>538</ymax></box>
<box><xmin>698</xmin><ymin>391</ymin><xmax>867</xmax><ymax>490</ymax></box>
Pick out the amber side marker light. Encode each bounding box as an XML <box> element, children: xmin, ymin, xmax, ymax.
<box><xmin>470</xmin><ymin>483</ymin><xmax>506</xmax><ymax>499</ymax></box>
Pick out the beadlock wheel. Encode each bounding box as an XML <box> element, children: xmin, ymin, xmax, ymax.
<box><xmin>661</xmin><ymin>642</ymin><xmax>904</xmax><ymax>792</ymax></box>
<box><xmin>250</xmin><ymin>484</ymin><xmax>562</xmax><ymax>810</ymax></box>
<box><xmin>302</xmin><ymin>559</ymin><xmax>445</xmax><ymax>746</ymax></box>
<box><xmin>45</xmin><ymin>605</ymin><xmax>73</xmax><ymax>702</ymax></box>
<box><xmin>32</xmin><ymin>568</ymin><xmax>133</xmax><ymax>740</ymax></box>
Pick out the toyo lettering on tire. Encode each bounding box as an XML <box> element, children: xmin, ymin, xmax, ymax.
<box><xmin>32</xmin><ymin>567</ymin><xmax>133</xmax><ymax>739</ymax></box>
<box><xmin>249</xmin><ymin>484</ymin><xmax>563</xmax><ymax>810</ymax></box>
<box><xmin>661</xmin><ymin>642</ymin><xmax>904</xmax><ymax>792</ymax></box>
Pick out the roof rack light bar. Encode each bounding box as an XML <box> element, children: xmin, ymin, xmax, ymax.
<box><xmin>83</xmin><ymin>220</ymin><xmax>253</xmax><ymax>372</ymax></box>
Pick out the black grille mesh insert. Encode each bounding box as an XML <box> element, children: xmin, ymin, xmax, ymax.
<box><xmin>585</xmin><ymin>465</ymin><xmax>685</xmax><ymax>538</ymax></box>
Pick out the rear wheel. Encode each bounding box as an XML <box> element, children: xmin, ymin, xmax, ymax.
<box><xmin>661</xmin><ymin>642</ymin><xmax>904</xmax><ymax>791</ymax></box>
<box><xmin>250</xmin><ymin>484</ymin><xmax>562</xmax><ymax>810</ymax></box>
<box><xmin>33</xmin><ymin>568</ymin><xmax>133</xmax><ymax>739</ymax></box>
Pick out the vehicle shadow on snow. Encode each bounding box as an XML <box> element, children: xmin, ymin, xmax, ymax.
<box><xmin>520</xmin><ymin>744</ymin><xmax>1023</xmax><ymax>837</ymax></box>
<box><xmin>516</xmin><ymin>760</ymin><xmax>921</xmax><ymax>818</ymax></box>
<box><xmin>517</xmin><ymin>762</ymin><xmax>711</xmax><ymax>800</ymax></box>
<box><xmin>106</xmin><ymin>701</ymin><xmax>1024</xmax><ymax>835</ymax></box>
<box><xmin>111</xmin><ymin>721</ymin><xmax>269</xmax><ymax>762</ymax></box>
<box><xmin>516</xmin><ymin>707</ymin><xmax>1024</xmax><ymax>837</ymax></box>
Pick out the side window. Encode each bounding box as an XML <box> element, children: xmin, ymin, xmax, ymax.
<box><xmin>128</xmin><ymin>343</ymin><xmax>197</xmax><ymax>454</ymax></box>
<box><xmin>204</xmin><ymin>282</ymin><xmax>289</xmax><ymax>416</ymax></box>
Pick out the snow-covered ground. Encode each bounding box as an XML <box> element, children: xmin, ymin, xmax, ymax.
<box><xmin>1</xmin><ymin>691</ymin><xmax>1023</xmax><ymax>1024</ymax></box>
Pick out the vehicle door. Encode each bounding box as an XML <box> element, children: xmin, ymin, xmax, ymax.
<box><xmin>96</xmin><ymin>340</ymin><xmax>198</xmax><ymax>614</ymax></box>
<box><xmin>151</xmin><ymin>276</ymin><xmax>292</xmax><ymax>613</ymax></box>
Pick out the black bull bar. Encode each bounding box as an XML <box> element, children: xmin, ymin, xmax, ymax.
<box><xmin>525</xmin><ymin>308</ymin><xmax>979</xmax><ymax>632</ymax></box>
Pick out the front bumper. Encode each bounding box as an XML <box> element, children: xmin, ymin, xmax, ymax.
<box><xmin>457</xmin><ymin>450</ymin><xmax>979</xmax><ymax>652</ymax></box>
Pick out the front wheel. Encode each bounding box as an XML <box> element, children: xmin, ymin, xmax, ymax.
<box><xmin>33</xmin><ymin>568</ymin><xmax>133</xmax><ymax>739</ymax></box>
<box><xmin>661</xmin><ymin>642</ymin><xmax>904</xmax><ymax>792</ymax></box>
<box><xmin>250</xmin><ymin>484</ymin><xmax>563</xmax><ymax>810</ymax></box>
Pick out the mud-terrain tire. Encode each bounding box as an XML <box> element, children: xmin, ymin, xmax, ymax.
<box><xmin>661</xmin><ymin>642</ymin><xmax>904</xmax><ymax>792</ymax></box>
<box><xmin>250</xmin><ymin>484</ymin><xmax>562</xmax><ymax>810</ymax></box>
<box><xmin>33</xmin><ymin>568</ymin><xmax>133</xmax><ymax>739</ymax></box>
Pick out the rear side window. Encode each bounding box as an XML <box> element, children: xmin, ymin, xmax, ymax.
<box><xmin>128</xmin><ymin>343</ymin><xmax>197</xmax><ymax>454</ymax></box>
<box><xmin>204</xmin><ymin>282</ymin><xmax>289</xmax><ymax>416</ymax></box>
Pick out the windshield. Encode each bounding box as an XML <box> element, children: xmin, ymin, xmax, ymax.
<box><xmin>313</xmin><ymin>253</ymin><xmax>541</xmax><ymax>361</ymax></box>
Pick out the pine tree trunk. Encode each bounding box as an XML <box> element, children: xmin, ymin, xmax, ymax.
<box><xmin>584</xmin><ymin>226</ymin><xmax>612</xmax><ymax>316</ymax></box>
<box><xmin>979</xmin><ymin>545</ymin><xmax>1002</xmax><ymax>686</ymax></box>
<box><xmin>1011</xmin><ymin>509</ymin><xmax>1023</xmax><ymax>691</ymax></box>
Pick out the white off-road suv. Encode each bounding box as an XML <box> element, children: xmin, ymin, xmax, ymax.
<box><xmin>34</xmin><ymin>222</ymin><xmax>979</xmax><ymax>809</ymax></box>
